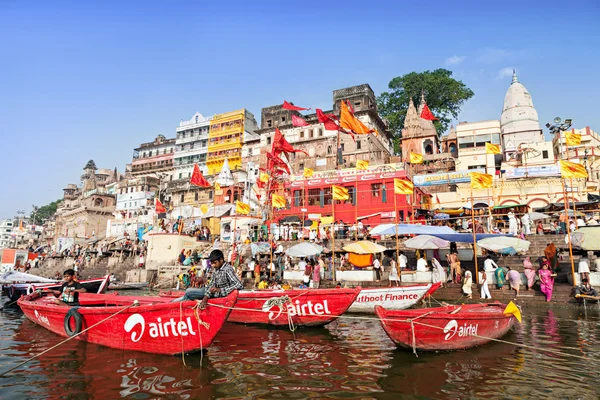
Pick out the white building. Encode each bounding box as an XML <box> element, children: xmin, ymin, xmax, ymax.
<box><xmin>0</xmin><ymin>219</ymin><xmax>14</xmax><ymax>249</ymax></box>
<box><xmin>456</xmin><ymin>120</ymin><xmax>502</xmax><ymax>173</ymax></box>
<box><xmin>174</xmin><ymin>112</ymin><xmax>211</xmax><ymax>180</ymax></box>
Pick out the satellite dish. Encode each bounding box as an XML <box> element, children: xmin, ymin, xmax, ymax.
<box><xmin>554</xmin><ymin>117</ymin><xmax>562</xmax><ymax>124</ymax></box>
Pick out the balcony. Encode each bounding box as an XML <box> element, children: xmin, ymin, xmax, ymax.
<box><xmin>207</xmin><ymin>152</ymin><xmax>242</xmax><ymax>163</ymax></box>
<box><xmin>207</xmin><ymin>137</ymin><xmax>242</xmax><ymax>152</ymax></box>
<box><xmin>209</xmin><ymin>124</ymin><xmax>244</xmax><ymax>138</ymax></box>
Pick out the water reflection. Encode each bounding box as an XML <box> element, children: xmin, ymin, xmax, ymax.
<box><xmin>2</xmin><ymin>296</ymin><xmax>600</xmax><ymax>399</ymax></box>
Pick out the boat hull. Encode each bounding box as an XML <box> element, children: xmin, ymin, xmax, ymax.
<box><xmin>18</xmin><ymin>291</ymin><xmax>237</xmax><ymax>355</ymax></box>
<box><xmin>227</xmin><ymin>288</ymin><xmax>360</xmax><ymax>327</ymax></box>
<box><xmin>348</xmin><ymin>283</ymin><xmax>441</xmax><ymax>313</ymax></box>
<box><xmin>375</xmin><ymin>303</ymin><xmax>516</xmax><ymax>351</ymax></box>
<box><xmin>4</xmin><ymin>276</ymin><xmax>110</xmax><ymax>301</ymax></box>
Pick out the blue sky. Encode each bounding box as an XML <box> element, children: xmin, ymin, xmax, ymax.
<box><xmin>1</xmin><ymin>0</ymin><xmax>599</xmax><ymax>219</ymax></box>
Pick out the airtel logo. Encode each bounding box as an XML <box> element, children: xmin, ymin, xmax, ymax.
<box><xmin>443</xmin><ymin>319</ymin><xmax>479</xmax><ymax>340</ymax></box>
<box><xmin>124</xmin><ymin>313</ymin><xmax>198</xmax><ymax>342</ymax></box>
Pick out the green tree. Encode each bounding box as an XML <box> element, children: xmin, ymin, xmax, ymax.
<box><xmin>31</xmin><ymin>200</ymin><xmax>62</xmax><ymax>224</ymax></box>
<box><xmin>84</xmin><ymin>159</ymin><xmax>97</xmax><ymax>170</ymax></box>
<box><xmin>378</xmin><ymin>69</ymin><xmax>474</xmax><ymax>140</ymax></box>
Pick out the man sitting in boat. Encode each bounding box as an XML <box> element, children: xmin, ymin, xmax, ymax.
<box><xmin>575</xmin><ymin>278</ymin><xmax>599</xmax><ymax>300</ymax></box>
<box><xmin>171</xmin><ymin>249</ymin><xmax>243</xmax><ymax>308</ymax></box>
<box><xmin>44</xmin><ymin>269</ymin><xmax>86</xmax><ymax>306</ymax></box>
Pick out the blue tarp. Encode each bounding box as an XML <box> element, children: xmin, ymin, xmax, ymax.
<box><xmin>369</xmin><ymin>224</ymin><xmax>456</xmax><ymax>236</ymax></box>
<box><xmin>428</xmin><ymin>233</ymin><xmax>512</xmax><ymax>243</ymax></box>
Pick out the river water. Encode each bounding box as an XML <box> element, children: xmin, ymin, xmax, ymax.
<box><xmin>1</xmin><ymin>296</ymin><xmax>599</xmax><ymax>399</ymax></box>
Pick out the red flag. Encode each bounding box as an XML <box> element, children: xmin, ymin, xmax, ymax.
<box><xmin>436</xmin><ymin>194</ymin><xmax>441</xmax><ymax>204</ymax></box>
<box><xmin>346</xmin><ymin>100</ymin><xmax>355</xmax><ymax>114</ymax></box>
<box><xmin>272</xmin><ymin>128</ymin><xmax>308</xmax><ymax>157</ymax></box>
<box><xmin>189</xmin><ymin>163</ymin><xmax>211</xmax><ymax>187</ymax></box>
<box><xmin>420</xmin><ymin>104</ymin><xmax>438</xmax><ymax>121</ymax></box>
<box><xmin>292</xmin><ymin>114</ymin><xmax>309</xmax><ymax>127</ymax></box>
<box><xmin>266</xmin><ymin>151</ymin><xmax>290</xmax><ymax>174</ymax></box>
<box><xmin>316</xmin><ymin>109</ymin><xmax>339</xmax><ymax>131</ymax></box>
<box><xmin>155</xmin><ymin>198</ymin><xmax>166</xmax><ymax>214</ymax></box>
<box><xmin>282</xmin><ymin>100</ymin><xmax>310</xmax><ymax>111</ymax></box>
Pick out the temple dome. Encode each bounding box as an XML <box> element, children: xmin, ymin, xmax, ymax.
<box><xmin>500</xmin><ymin>71</ymin><xmax>540</xmax><ymax>134</ymax></box>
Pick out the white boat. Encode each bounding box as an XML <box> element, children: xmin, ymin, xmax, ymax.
<box><xmin>347</xmin><ymin>283</ymin><xmax>441</xmax><ymax>313</ymax></box>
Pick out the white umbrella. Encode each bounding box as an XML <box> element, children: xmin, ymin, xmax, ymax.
<box><xmin>477</xmin><ymin>237</ymin><xmax>530</xmax><ymax>255</ymax></box>
<box><xmin>528</xmin><ymin>212</ymin><xmax>549</xmax><ymax>221</ymax></box>
<box><xmin>285</xmin><ymin>242</ymin><xmax>324</xmax><ymax>257</ymax></box>
<box><xmin>403</xmin><ymin>235</ymin><xmax>450</xmax><ymax>250</ymax></box>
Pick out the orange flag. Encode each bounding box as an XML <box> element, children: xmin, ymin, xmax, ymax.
<box><xmin>356</xmin><ymin>160</ymin><xmax>369</xmax><ymax>170</ymax></box>
<box><xmin>409</xmin><ymin>152</ymin><xmax>423</xmax><ymax>164</ymax></box>
<box><xmin>394</xmin><ymin>179</ymin><xmax>414</xmax><ymax>194</ymax></box>
<box><xmin>236</xmin><ymin>201</ymin><xmax>251</xmax><ymax>215</ymax></box>
<box><xmin>470</xmin><ymin>172</ymin><xmax>493</xmax><ymax>189</ymax></box>
<box><xmin>565</xmin><ymin>131</ymin><xmax>581</xmax><ymax>146</ymax></box>
<box><xmin>272</xmin><ymin>194</ymin><xmax>286</xmax><ymax>209</ymax></box>
<box><xmin>485</xmin><ymin>143</ymin><xmax>501</xmax><ymax>155</ymax></box>
<box><xmin>332</xmin><ymin>185</ymin><xmax>350</xmax><ymax>201</ymax></box>
<box><xmin>340</xmin><ymin>100</ymin><xmax>375</xmax><ymax>135</ymax></box>
<box><xmin>155</xmin><ymin>198</ymin><xmax>166</xmax><ymax>213</ymax></box>
<box><xmin>559</xmin><ymin>160</ymin><xmax>588</xmax><ymax>179</ymax></box>
<box><xmin>190</xmin><ymin>164</ymin><xmax>211</xmax><ymax>187</ymax></box>
<box><xmin>420</xmin><ymin>103</ymin><xmax>438</xmax><ymax>120</ymax></box>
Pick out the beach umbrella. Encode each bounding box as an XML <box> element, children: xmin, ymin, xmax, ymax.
<box><xmin>433</xmin><ymin>213</ymin><xmax>450</xmax><ymax>220</ymax></box>
<box><xmin>528</xmin><ymin>212</ymin><xmax>549</xmax><ymax>221</ymax></box>
<box><xmin>477</xmin><ymin>237</ymin><xmax>530</xmax><ymax>255</ymax></box>
<box><xmin>285</xmin><ymin>242</ymin><xmax>324</xmax><ymax>257</ymax></box>
<box><xmin>403</xmin><ymin>235</ymin><xmax>450</xmax><ymax>250</ymax></box>
<box><xmin>554</xmin><ymin>210</ymin><xmax>584</xmax><ymax>217</ymax></box>
<box><xmin>342</xmin><ymin>241</ymin><xmax>387</xmax><ymax>254</ymax></box>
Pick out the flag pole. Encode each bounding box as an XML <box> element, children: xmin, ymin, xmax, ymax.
<box><xmin>302</xmin><ymin>178</ymin><xmax>306</xmax><ymax>241</ymax></box>
<box><xmin>355</xmin><ymin>172</ymin><xmax>359</xmax><ymax>241</ymax></box>
<box><xmin>270</xmin><ymin>200</ymin><xmax>274</xmax><ymax>279</ymax></box>
<box><xmin>562</xmin><ymin>179</ymin><xmax>577</xmax><ymax>287</ymax></box>
<box><xmin>394</xmin><ymin>190</ymin><xmax>401</xmax><ymax>282</ymax></box>
<box><xmin>471</xmin><ymin>189</ymin><xmax>479</xmax><ymax>284</ymax></box>
<box><xmin>331</xmin><ymin>198</ymin><xmax>336</xmax><ymax>282</ymax></box>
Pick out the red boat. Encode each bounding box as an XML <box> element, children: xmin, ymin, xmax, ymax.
<box><xmin>17</xmin><ymin>290</ymin><xmax>238</xmax><ymax>355</ymax></box>
<box><xmin>160</xmin><ymin>288</ymin><xmax>360</xmax><ymax>327</ymax></box>
<box><xmin>3</xmin><ymin>275</ymin><xmax>110</xmax><ymax>301</ymax></box>
<box><xmin>375</xmin><ymin>302</ymin><xmax>519</xmax><ymax>351</ymax></box>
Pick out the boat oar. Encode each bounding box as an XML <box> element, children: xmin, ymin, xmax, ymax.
<box><xmin>0</xmin><ymin>300</ymin><xmax>140</xmax><ymax>377</ymax></box>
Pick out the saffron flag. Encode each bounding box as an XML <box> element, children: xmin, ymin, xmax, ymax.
<box><xmin>565</xmin><ymin>131</ymin><xmax>581</xmax><ymax>146</ymax></box>
<box><xmin>283</xmin><ymin>100</ymin><xmax>310</xmax><ymax>111</ymax></box>
<box><xmin>272</xmin><ymin>128</ymin><xmax>308</xmax><ymax>157</ymax></box>
<box><xmin>272</xmin><ymin>194</ymin><xmax>286</xmax><ymax>209</ymax></box>
<box><xmin>292</xmin><ymin>114</ymin><xmax>309</xmax><ymax>127</ymax></box>
<box><xmin>485</xmin><ymin>143</ymin><xmax>501</xmax><ymax>155</ymax></box>
<box><xmin>236</xmin><ymin>201</ymin><xmax>251</xmax><ymax>215</ymax></box>
<box><xmin>409</xmin><ymin>152</ymin><xmax>423</xmax><ymax>164</ymax></box>
<box><xmin>266</xmin><ymin>151</ymin><xmax>291</xmax><ymax>174</ymax></box>
<box><xmin>155</xmin><ymin>198</ymin><xmax>166</xmax><ymax>214</ymax></box>
<box><xmin>356</xmin><ymin>160</ymin><xmax>369</xmax><ymax>170</ymax></box>
<box><xmin>316</xmin><ymin>108</ymin><xmax>340</xmax><ymax>131</ymax></box>
<box><xmin>394</xmin><ymin>178</ymin><xmax>414</xmax><ymax>194</ymax></box>
<box><xmin>420</xmin><ymin>103</ymin><xmax>438</xmax><ymax>120</ymax></box>
<box><xmin>470</xmin><ymin>172</ymin><xmax>493</xmax><ymax>189</ymax></box>
<box><xmin>332</xmin><ymin>185</ymin><xmax>350</xmax><ymax>201</ymax></box>
<box><xmin>559</xmin><ymin>160</ymin><xmax>588</xmax><ymax>179</ymax></box>
<box><xmin>340</xmin><ymin>100</ymin><xmax>375</xmax><ymax>135</ymax></box>
<box><xmin>190</xmin><ymin>164</ymin><xmax>211</xmax><ymax>187</ymax></box>
<box><xmin>259</xmin><ymin>172</ymin><xmax>270</xmax><ymax>183</ymax></box>
<box><xmin>303</xmin><ymin>168</ymin><xmax>314</xmax><ymax>178</ymax></box>
<box><xmin>200</xmin><ymin>204</ymin><xmax>209</xmax><ymax>215</ymax></box>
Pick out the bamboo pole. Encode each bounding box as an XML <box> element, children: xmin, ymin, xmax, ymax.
<box><xmin>470</xmin><ymin>189</ymin><xmax>479</xmax><ymax>284</ymax></box>
<box><xmin>269</xmin><ymin>201</ymin><xmax>274</xmax><ymax>279</ymax></box>
<box><xmin>355</xmin><ymin>172</ymin><xmax>359</xmax><ymax>241</ymax></box>
<box><xmin>394</xmin><ymin>190</ymin><xmax>401</xmax><ymax>281</ymax></box>
<box><xmin>331</xmin><ymin>198</ymin><xmax>336</xmax><ymax>282</ymax></box>
<box><xmin>562</xmin><ymin>179</ymin><xmax>577</xmax><ymax>287</ymax></box>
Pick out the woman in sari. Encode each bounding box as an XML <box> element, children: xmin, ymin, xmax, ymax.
<box><xmin>544</xmin><ymin>243</ymin><xmax>558</xmax><ymax>272</ymax></box>
<box><xmin>506</xmin><ymin>266</ymin><xmax>521</xmax><ymax>297</ymax></box>
<box><xmin>538</xmin><ymin>263</ymin><xmax>556</xmax><ymax>302</ymax></box>
<box><xmin>523</xmin><ymin>257</ymin><xmax>536</xmax><ymax>290</ymax></box>
<box><xmin>495</xmin><ymin>266</ymin><xmax>506</xmax><ymax>289</ymax></box>
<box><xmin>431</xmin><ymin>257</ymin><xmax>446</xmax><ymax>287</ymax></box>
<box><xmin>462</xmin><ymin>270</ymin><xmax>473</xmax><ymax>299</ymax></box>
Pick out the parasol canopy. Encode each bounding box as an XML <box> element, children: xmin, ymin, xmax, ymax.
<box><xmin>433</xmin><ymin>213</ymin><xmax>450</xmax><ymax>220</ymax></box>
<box><xmin>285</xmin><ymin>242</ymin><xmax>324</xmax><ymax>257</ymax></box>
<box><xmin>554</xmin><ymin>209</ymin><xmax>584</xmax><ymax>217</ymax></box>
<box><xmin>570</xmin><ymin>227</ymin><xmax>600</xmax><ymax>250</ymax></box>
<box><xmin>342</xmin><ymin>240</ymin><xmax>387</xmax><ymax>254</ymax></box>
<box><xmin>528</xmin><ymin>212</ymin><xmax>550</xmax><ymax>221</ymax></box>
<box><xmin>477</xmin><ymin>237</ymin><xmax>530</xmax><ymax>256</ymax></box>
<box><xmin>403</xmin><ymin>235</ymin><xmax>450</xmax><ymax>250</ymax></box>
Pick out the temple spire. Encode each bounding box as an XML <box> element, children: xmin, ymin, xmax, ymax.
<box><xmin>512</xmin><ymin>69</ymin><xmax>518</xmax><ymax>84</ymax></box>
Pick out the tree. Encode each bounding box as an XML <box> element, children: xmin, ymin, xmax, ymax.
<box><xmin>378</xmin><ymin>69</ymin><xmax>474</xmax><ymax>139</ymax></box>
<box><xmin>30</xmin><ymin>200</ymin><xmax>62</xmax><ymax>224</ymax></box>
<box><xmin>84</xmin><ymin>159</ymin><xmax>97</xmax><ymax>170</ymax></box>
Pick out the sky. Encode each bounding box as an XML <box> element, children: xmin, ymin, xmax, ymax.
<box><xmin>1</xmin><ymin>0</ymin><xmax>599</xmax><ymax>220</ymax></box>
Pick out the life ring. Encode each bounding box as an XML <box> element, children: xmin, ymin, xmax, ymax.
<box><xmin>64</xmin><ymin>308</ymin><xmax>83</xmax><ymax>337</ymax></box>
<box><xmin>26</xmin><ymin>284</ymin><xmax>36</xmax><ymax>296</ymax></box>
<box><xmin>8</xmin><ymin>285</ymin><xmax>17</xmax><ymax>301</ymax></box>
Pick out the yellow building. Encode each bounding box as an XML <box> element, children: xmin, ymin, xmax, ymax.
<box><xmin>207</xmin><ymin>109</ymin><xmax>258</xmax><ymax>175</ymax></box>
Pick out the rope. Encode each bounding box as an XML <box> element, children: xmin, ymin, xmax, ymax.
<box><xmin>410</xmin><ymin>320</ymin><xmax>417</xmax><ymax>357</ymax></box>
<box><xmin>207</xmin><ymin>302</ymin><xmax>595</xmax><ymax>362</ymax></box>
<box><xmin>0</xmin><ymin>301</ymin><xmax>138</xmax><ymax>377</ymax></box>
<box><xmin>0</xmin><ymin>299</ymin><xmax>20</xmax><ymax>310</ymax></box>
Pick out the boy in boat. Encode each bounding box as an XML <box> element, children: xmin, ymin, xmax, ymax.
<box><xmin>44</xmin><ymin>269</ymin><xmax>86</xmax><ymax>306</ymax></box>
<box><xmin>171</xmin><ymin>249</ymin><xmax>243</xmax><ymax>308</ymax></box>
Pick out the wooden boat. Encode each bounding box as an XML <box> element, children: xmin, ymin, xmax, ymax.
<box><xmin>348</xmin><ymin>283</ymin><xmax>441</xmax><ymax>313</ymax></box>
<box><xmin>18</xmin><ymin>290</ymin><xmax>237</xmax><ymax>355</ymax></box>
<box><xmin>375</xmin><ymin>302</ymin><xmax>518</xmax><ymax>351</ymax></box>
<box><xmin>4</xmin><ymin>275</ymin><xmax>110</xmax><ymax>301</ymax></box>
<box><xmin>108</xmin><ymin>282</ymin><xmax>149</xmax><ymax>291</ymax></box>
<box><xmin>160</xmin><ymin>288</ymin><xmax>360</xmax><ymax>327</ymax></box>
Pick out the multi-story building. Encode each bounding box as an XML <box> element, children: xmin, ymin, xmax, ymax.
<box><xmin>174</xmin><ymin>112</ymin><xmax>211</xmax><ymax>180</ymax></box>
<box><xmin>553</xmin><ymin>126</ymin><xmax>600</xmax><ymax>192</ymax></box>
<box><xmin>0</xmin><ymin>219</ymin><xmax>14</xmax><ymax>249</ymax></box>
<box><xmin>455</xmin><ymin>120</ymin><xmax>502</xmax><ymax>174</ymax></box>
<box><xmin>255</xmin><ymin>84</ymin><xmax>393</xmax><ymax>175</ymax></box>
<box><xmin>131</xmin><ymin>135</ymin><xmax>177</xmax><ymax>179</ymax></box>
<box><xmin>207</xmin><ymin>109</ymin><xmax>258</xmax><ymax>175</ymax></box>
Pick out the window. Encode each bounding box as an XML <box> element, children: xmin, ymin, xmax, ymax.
<box><xmin>310</xmin><ymin>129</ymin><xmax>314</xmax><ymax>138</ymax></box>
<box><xmin>281</xmin><ymin>116</ymin><xmax>286</xmax><ymax>123</ymax></box>
<box><xmin>149</xmin><ymin>150</ymin><xmax>153</xmax><ymax>157</ymax></box>
<box><xmin>458</xmin><ymin>136</ymin><xmax>475</xmax><ymax>149</ymax></box>
<box><xmin>327</xmin><ymin>145</ymin><xmax>332</xmax><ymax>154</ymax></box>
<box><xmin>356</xmin><ymin>141</ymin><xmax>361</xmax><ymax>150</ymax></box>
<box><xmin>195</xmin><ymin>192</ymin><xmax>199</xmax><ymax>201</ymax></box>
<box><xmin>163</xmin><ymin>149</ymin><xmax>166</xmax><ymax>154</ymax></box>
<box><xmin>475</xmin><ymin>134</ymin><xmax>491</xmax><ymax>147</ymax></box>
<box><xmin>542</xmin><ymin>150</ymin><xmax>549</xmax><ymax>159</ymax></box>
<box><xmin>491</xmin><ymin>133</ymin><xmax>501</xmax><ymax>144</ymax></box>
<box><xmin>299</xmin><ymin>163</ymin><xmax>304</xmax><ymax>170</ymax></box>
<box><xmin>349</xmin><ymin>186</ymin><xmax>356</xmax><ymax>206</ymax></box>
<box><xmin>267</xmin><ymin>119</ymin><xmax>272</xmax><ymax>128</ymax></box>
<box><xmin>371</xmin><ymin>183</ymin><xmax>382</xmax><ymax>198</ymax></box>
<box><xmin>354</xmin><ymin>101</ymin><xmax>361</xmax><ymax>108</ymax></box>
<box><xmin>190</xmin><ymin>143</ymin><xmax>194</xmax><ymax>149</ymax></box>
<box><xmin>179</xmin><ymin>173</ymin><xmax>182</xmax><ymax>179</ymax></box>
<box><xmin>468</xmin><ymin>165</ymin><xmax>486</xmax><ymax>170</ymax></box>
<box><xmin>319</xmin><ymin>129</ymin><xmax>323</xmax><ymax>137</ymax></box>
<box><xmin>294</xmin><ymin>190</ymin><xmax>302</xmax><ymax>207</ymax></box>
<box><xmin>308</xmin><ymin>189</ymin><xmax>320</xmax><ymax>206</ymax></box>
<box><xmin>248</xmin><ymin>148</ymin><xmax>253</xmax><ymax>156</ymax></box>
<box><xmin>300</xmin><ymin>131</ymin><xmax>305</xmax><ymax>139</ymax></box>
<box><xmin>341</xmin><ymin>143</ymin><xmax>345</xmax><ymax>151</ymax></box>
<box><xmin>143</xmin><ymin>152</ymin><xmax>147</xmax><ymax>158</ymax></box>
<box><xmin>323</xmin><ymin>187</ymin><xmax>332</xmax><ymax>206</ymax></box>
<box><xmin>180</xmin><ymin>194</ymin><xmax>184</xmax><ymax>202</ymax></box>
<box><xmin>267</xmin><ymin>136</ymin><xmax>272</xmax><ymax>145</ymax></box>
